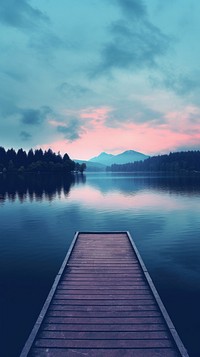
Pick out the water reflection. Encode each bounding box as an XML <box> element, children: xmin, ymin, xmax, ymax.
<box><xmin>86</xmin><ymin>173</ymin><xmax>200</xmax><ymax>196</ymax></box>
<box><xmin>0</xmin><ymin>173</ymin><xmax>199</xmax><ymax>204</ymax></box>
<box><xmin>0</xmin><ymin>173</ymin><xmax>86</xmax><ymax>203</ymax></box>
<box><xmin>0</xmin><ymin>172</ymin><xmax>200</xmax><ymax>357</ymax></box>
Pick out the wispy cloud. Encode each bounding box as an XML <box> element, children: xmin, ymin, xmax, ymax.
<box><xmin>0</xmin><ymin>0</ymin><xmax>49</xmax><ymax>29</ymax></box>
<box><xmin>0</xmin><ymin>0</ymin><xmax>67</xmax><ymax>63</ymax></box>
<box><xmin>57</xmin><ymin>82</ymin><xmax>92</xmax><ymax>99</ymax></box>
<box><xmin>92</xmin><ymin>0</ymin><xmax>171</xmax><ymax>76</ymax></box>
<box><xmin>165</xmin><ymin>105</ymin><xmax>200</xmax><ymax>135</ymax></box>
<box><xmin>99</xmin><ymin>100</ymin><xmax>163</xmax><ymax>128</ymax></box>
<box><xmin>20</xmin><ymin>106</ymin><xmax>52</xmax><ymax>125</ymax></box>
<box><xmin>152</xmin><ymin>70</ymin><xmax>200</xmax><ymax>97</ymax></box>
<box><xmin>80</xmin><ymin>107</ymin><xmax>112</xmax><ymax>122</ymax></box>
<box><xmin>57</xmin><ymin>117</ymin><xmax>85</xmax><ymax>141</ymax></box>
<box><xmin>20</xmin><ymin>131</ymin><xmax>32</xmax><ymax>141</ymax></box>
<box><xmin>116</xmin><ymin>0</ymin><xmax>146</xmax><ymax>19</ymax></box>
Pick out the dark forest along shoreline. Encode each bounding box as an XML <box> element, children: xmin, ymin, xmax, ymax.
<box><xmin>0</xmin><ymin>147</ymin><xmax>86</xmax><ymax>174</ymax></box>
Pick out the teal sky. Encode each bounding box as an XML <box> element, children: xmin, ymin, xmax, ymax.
<box><xmin>1</xmin><ymin>0</ymin><xmax>200</xmax><ymax>159</ymax></box>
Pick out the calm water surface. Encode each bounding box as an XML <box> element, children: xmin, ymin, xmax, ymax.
<box><xmin>0</xmin><ymin>172</ymin><xmax>200</xmax><ymax>357</ymax></box>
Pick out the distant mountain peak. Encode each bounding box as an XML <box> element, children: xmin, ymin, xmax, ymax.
<box><xmin>89</xmin><ymin>150</ymin><xmax>148</xmax><ymax>166</ymax></box>
<box><xmin>98</xmin><ymin>152</ymin><xmax>113</xmax><ymax>157</ymax></box>
<box><xmin>90</xmin><ymin>152</ymin><xmax>113</xmax><ymax>162</ymax></box>
<box><xmin>119</xmin><ymin>150</ymin><xmax>142</xmax><ymax>155</ymax></box>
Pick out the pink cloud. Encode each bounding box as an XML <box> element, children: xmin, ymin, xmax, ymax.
<box><xmin>165</xmin><ymin>106</ymin><xmax>200</xmax><ymax>134</ymax></box>
<box><xmin>40</xmin><ymin>123</ymin><xmax>197</xmax><ymax>160</ymax></box>
<box><xmin>48</xmin><ymin>120</ymin><xmax>66</xmax><ymax>127</ymax></box>
<box><xmin>39</xmin><ymin>105</ymin><xmax>200</xmax><ymax>160</ymax></box>
<box><xmin>80</xmin><ymin>107</ymin><xmax>112</xmax><ymax>122</ymax></box>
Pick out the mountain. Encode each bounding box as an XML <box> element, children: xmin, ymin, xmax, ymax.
<box><xmin>89</xmin><ymin>152</ymin><xmax>114</xmax><ymax>166</ymax></box>
<box><xmin>89</xmin><ymin>150</ymin><xmax>149</xmax><ymax>166</ymax></box>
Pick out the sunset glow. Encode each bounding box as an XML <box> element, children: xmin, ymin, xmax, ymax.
<box><xmin>1</xmin><ymin>1</ymin><xmax>200</xmax><ymax>158</ymax></box>
<box><xmin>42</xmin><ymin>107</ymin><xmax>198</xmax><ymax>160</ymax></box>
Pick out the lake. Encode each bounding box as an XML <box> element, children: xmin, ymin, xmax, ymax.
<box><xmin>0</xmin><ymin>172</ymin><xmax>200</xmax><ymax>357</ymax></box>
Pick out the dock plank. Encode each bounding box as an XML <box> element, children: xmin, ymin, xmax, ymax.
<box><xmin>45</xmin><ymin>316</ymin><xmax>164</xmax><ymax>324</ymax></box>
<box><xmin>30</xmin><ymin>348</ymin><xmax>181</xmax><ymax>357</ymax></box>
<box><xmin>35</xmin><ymin>338</ymin><xmax>173</xmax><ymax>348</ymax></box>
<box><xmin>40</xmin><ymin>330</ymin><xmax>170</xmax><ymax>339</ymax></box>
<box><xmin>49</xmin><ymin>304</ymin><xmax>158</xmax><ymax>312</ymax></box>
<box><xmin>20</xmin><ymin>232</ymin><xmax>189</xmax><ymax>357</ymax></box>
<box><xmin>46</xmin><ymin>310</ymin><xmax>161</xmax><ymax>317</ymax></box>
<box><xmin>43</xmin><ymin>322</ymin><xmax>167</xmax><ymax>332</ymax></box>
<box><xmin>52</xmin><ymin>298</ymin><xmax>155</xmax><ymax>305</ymax></box>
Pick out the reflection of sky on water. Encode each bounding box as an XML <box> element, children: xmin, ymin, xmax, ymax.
<box><xmin>68</xmin><ymin>183</ymin><xmax>200</xmax><ymax>211</ymax></box>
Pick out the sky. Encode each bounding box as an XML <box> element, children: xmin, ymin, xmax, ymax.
<box><xmin>1</xmin><ymin>0</ymin><xmax>200</xmax><ymax>160</ymax></box>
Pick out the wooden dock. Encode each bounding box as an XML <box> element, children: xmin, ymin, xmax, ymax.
<box><xmin>20</xmin><ymin>232</ymin><xmax>189</xmax><ymax>357</ymax></box>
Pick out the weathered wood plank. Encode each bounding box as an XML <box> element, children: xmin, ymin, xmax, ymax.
<box><xmin>67</xmin><ymin>264</ymin><xmax>140</xmax><ymax>268</ymax></box>
<box><xmin>65</xmin><ymin>267</ymin><xmax>142</xmax><ymax>272</ymax></box>
<box><xmin>43</xmin><ymin>322</ymin><xmax>167</xmax><ymax>332</ymax></box>
<box><xmin>58</xmin><ymin>285</ymin><xmax>148</xmax><ymax>289</ymax></box>
<box><xmin>54</xmin><ymin>293</ymin><xmax>152</xmax><ymax>299</ymax></box>
<box><xmin>40</xmin><ymin>330</ymin><xmax>170</xmax><ymax>340</ymax></box>
<box><xmin>66</xmin><ymin>268</ymin><xmax>140</xmax><ymax>272</ymax></box>
<box><xmin>71</xmin><ymin>253</ymin><xmax>133</xmax><ymax>257</ymax></box>
<box><xmin>72</xmin><ymin>252</ymin><xmax>134</xmax><ymax>256</ymax></box>
<box><xmin>52</xmin><ymin>298</ymin><xmax>156</xmax><ymax>305</ymax></box>
<box><xmin>61</xmin><ymin>276</ymin><xmax>145</xmax><ymax>281</ymax></box>
<box><xmin>35</xmin><ymin>338</ymin><xmax>173</xmax><ymax>348</ymax></box>
<box><xmin>70</xmin><ymin>258</ymin><xmax>135</xmax><ymax>261</ymax></box>
<box><xmin>58</xmin><ymin>282</ymin><xmax>149</xmax><ymax>286</ymax></box>
<box><xmin>48</xmin><ymin>310</ymin><xmax>161</xmax><ymax>318</ymax></box>
<box><xmin>49</xmin><ymin>304</ymin><xmax>157</xmax><ymax>312</ymax></box>
<box><xmin>30</xmin><ymin>348</ymin><xmax>180</xmax><ymax>357</ymax></box>
<box><xmin>57</xmin><ymin>284</ymin><xmax>149</xmax><ymax>295</ymax></box>
<box><xmin>45</xmin><ymin>316</ymin><xmax>164</xmax><ymax>324</ymax></box>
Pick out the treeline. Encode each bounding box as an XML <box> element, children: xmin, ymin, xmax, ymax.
<box><xmin>106</xmin><ymin>151</ymin><xmax>200</xmax><ymax>173</ymax></box>
<box><xmin>0</xmin><ymin>147</ymin><xmax>86</xmax><ymax>174</ymax></box>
